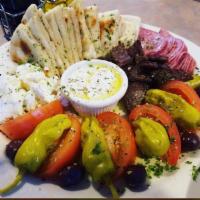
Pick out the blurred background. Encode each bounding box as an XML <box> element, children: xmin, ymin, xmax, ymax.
<box><xmin>0</xmin><ymin>0</ymin><xmax>199</xmax><ymax>45</ymax></box>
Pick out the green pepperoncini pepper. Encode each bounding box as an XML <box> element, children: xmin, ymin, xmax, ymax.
<box><xmin>187</xmin><ymin>75</ymin><xmax>200</xmax><ymax>89</ymax></box>
<box><xmin>0</xmin><ymin>114</ymin><xmax>71</xmax><ymax>194</ymax></box>
<box><xmin>81</xmin><ymin>117</ymin><xmax>119</xmax><ymax>198</ymax></box>
<box><xmin>146</xmin><ymin>89</ymin><xmax>200</xmax><ymax>129</ymax></box>
<box><xmin>43</xmin><ymin>0</ymin><xmax>79</xmax><ymax>12</ymax></box>
<box><xmin>133</xmin><ymin>117</ymin><xmax>170</xmax><ymax>157</ymax></box>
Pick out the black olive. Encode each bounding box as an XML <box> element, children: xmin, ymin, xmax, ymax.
<box><xmin>181</xmin><ymin>132</ymin><xmax>200</xmax><ymax>152</ymax></box>
<box><xmin>5</xmin><ymin>140</ymin><xmax>23</xmax><ymax>162</ymax></box>
<box><xmin>196</xmin><ymin>88</ymin><xmax>200</xmax><ymax>97</ymax></box>
<box><xmin>124</xmin><ymin>164</ymin><xmax>149</xmax><ymax>191</ymax></box>
<box><xmin>56</xmin><ymin>163</ymin><xmax>85</xmax><ymax>188</ymax></box>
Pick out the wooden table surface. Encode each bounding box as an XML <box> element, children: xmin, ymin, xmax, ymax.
<box><xmin>0</xmin><ymin>0</ymin><xmax>200</xmax><ymax>46</ymax></box>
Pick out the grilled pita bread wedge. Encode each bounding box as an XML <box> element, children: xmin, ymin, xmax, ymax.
<box><xmin>10</xmin><ymin>24</ymin><xmax>53</xmax><ymax>76</ymax></box>
<box><xmin>28</xmin><ymin>13</ymin><xmax>61</xmax><ymax>75</ymax></box>
<box><xmin>63</xmin><ymin>7</ymin><xmax>79</xmax><ymax>62</ymax></box>
<box><xmin>38</xmin><ymin>9</ymin><xmax>65</xmax><ymax>69</ymax></box>
<box><xmin>76</xmin><ymin>6</ymin><xmax>97</xmax><ymax>59</ymax></box>
<box><xmin>22</xmin><ymin>5</ymin><xmax>66</xmax><ymax>70</ymax></box>
<box><xmin>53</xmin><ymin>6</ymin><xmax>75</xmax><ymax>64</ymax></box>
<box><xmin>67</xmin><ymin>7</ymin><xmax>83</xmax><ymax>60</ymax></box>
<box><xmin>84</xmin><ymin>6</ymin><xmax>102</xmax><ymax>57</ymax></box>
<box><xmin>99</xmin><ymin>10</ymin><xmax>122</xmax><ymax>56</ymax></box>
<box><xmin>120</xmin><ymin>16</ymin><xmax>141</xmax><ymax>47</ymax></box>
<box><xmin>21</xmin><ymin>4</ymin><xmax>38</xmax><ymax>24</ymax></box>
<box><xmin>45</xmin><ymin>9</ymin><xmax>70</xmax><ymax>69</ymax></box>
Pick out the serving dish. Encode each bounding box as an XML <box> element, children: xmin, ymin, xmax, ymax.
<box><xmin>0</xmin><ymin>13</ymin><xmax>200</xmax><ymax>197</ymax></box>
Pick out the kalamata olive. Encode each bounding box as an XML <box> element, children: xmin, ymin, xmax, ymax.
<box><xmin>181</xmin><ymin>132</ymin><xmax>200</xmax><ymax>152</ymax></box>
<box><xmin>57</xmin><ymin>163</ymin><xmax>85</xmax><ymax>187</ymax></box>
<box><xmin>5</xmin><ymin>140</ymin><xmax>23</xmax><ymax>162</ymax></box>
<box><xmin>124</xmin><ymin>164</ymin><xmax>149</xmax><ymax>191</ymax></box>
<box><xmin>196</xmin><ymin>88</ymin><xmax>200</xmax><ymax>97</ymax></box>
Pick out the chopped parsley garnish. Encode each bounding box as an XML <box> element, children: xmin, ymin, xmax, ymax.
<box><xmin>139</xmin><ymin>158</ymin><xmax>179</xmax><ymax>179</ymax></box>
<box><xmin>185</xmin><ymin>161</ymin><xmax>192</xmax><ymax>165</ymax></box>
<box><xmin>192</xmin><ymin>165</ymin><xmax>200</xmax><ymax>181</ymax></box>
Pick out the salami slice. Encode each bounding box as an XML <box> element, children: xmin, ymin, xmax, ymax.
<box><xmin>185</xmin><ymin>56</ymin><xmax>196</xmax><ymax>74</ymax></box>
<box><xmin>139</xmin><ymin>27</ymin><xmax>196</xmax><ymax>74</ymax></box>
<box><xmin>178</xmin><ymin>53</ymin><xmax>191</xmax><ymax>71</ymax></box>
<box><xmin>169</xmin><ymin>51</ymin><xmax>187</xmax><ymax>69</ymax></box>
<box><xmin>168</xmin><ymin>39</ymin><xmax>187</xmax><ymax>63</ymax></box>
<box><xmin>139</xmin><ymin>28</ymin><xmax>167</xmax><ymax>56</ymax></box>
<box><xmin>159</xmin><ymin>29</ymin><xmax>176</xmax><ymax>56</ymax></box>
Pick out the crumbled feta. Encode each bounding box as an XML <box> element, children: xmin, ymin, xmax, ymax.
<box><xmin>0</xmin><ymin>63</ymin><xmax>59</xmax><ymax>123</ymax></box>
<box><xmin>24</xmin><ymin>91</ymin><xmax>37</xmax><ymax>111</ymax></box>
<box><xmin>0</xmin><ymin>89</ymin><xmax>26</xmax><ymax>122</ymax></box>
<box><xmin>17</xmin><ymin>63</ymin><xmax>59</xmax><ymax>103</ymax></box>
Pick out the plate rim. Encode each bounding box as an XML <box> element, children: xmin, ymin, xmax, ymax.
<box><xmin>0</xmin><ymin>15</ymin><xmax>200</xmax><ymax>198</ymax></box>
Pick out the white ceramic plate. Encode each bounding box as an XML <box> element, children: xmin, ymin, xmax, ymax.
<box><xmin>1</xmin><ymin>15</ymin><xmax>200</xmax><ymax>198</ymax></box>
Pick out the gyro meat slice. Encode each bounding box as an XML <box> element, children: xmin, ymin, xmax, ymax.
<box><xmin>122</xmin><ymin>82</ymin><xmax>149</xmax><ymax>112</ymax></box>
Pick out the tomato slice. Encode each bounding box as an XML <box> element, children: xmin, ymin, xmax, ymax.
<box><xmin>38</xmin><ymin>113</ymin><xmax>81</xmax><ymax>178</ymax></box>
<box><xmin>162</xmin><ymin>80</ymin><xmax>200</xmax><ymax>112</ymax></box>
<box><xmin>129</xmin><ymin>104</ymin><xmax>181</xmax><ymax>166</ymax></box>
<box><xmin>97</xmin><ymin>112</ymin><xmax>137</xmax><ymax>177</ymax></box>
<box><xmin>0</xmin><ymin>100</ymin><xmax>64</xmax><ymax>140</ymax></box>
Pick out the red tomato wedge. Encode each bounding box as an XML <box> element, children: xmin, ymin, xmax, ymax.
<box><xmin>0</xmin><ymin>100</ymin><xmax>64</xmax><ymax>140</ymax></box>
<box><xmin>129</xmin><ymin>104</ymin><xmax>181</xmax><ymax>166</ymax></box>
<box><xmin>38</xmin><ymin>113</ymin><xmax>81</xmax><ymax>178</ymax></box>
<box><xmin>97</xmin><ymin>112</ymin><xmax>137</xmax><ymax>177</ymax></box>
<box><xmin>162</xmin><ymin>80</ymin><xmax>200</xmax><ymax>112</ymax></box>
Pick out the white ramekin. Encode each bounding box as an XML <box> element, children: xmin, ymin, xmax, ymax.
<box><xmin>60</xmin><ymin>59</ymin><xmax>128</xmax><ymax>116</ymax></box>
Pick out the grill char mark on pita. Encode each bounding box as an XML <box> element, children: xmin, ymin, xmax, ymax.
<box><xmin>10</xmin><ymin>24</ymin><xmax>53</xmax><ymax>76</ymax></box>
